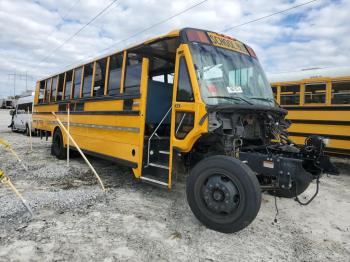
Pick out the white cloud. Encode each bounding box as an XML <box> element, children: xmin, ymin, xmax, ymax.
<box><xmin>0</xmin><ymin>0</ymin><xmax>349</xmax><ymax>98</ymax></box>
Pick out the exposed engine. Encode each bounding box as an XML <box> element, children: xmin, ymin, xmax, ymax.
<box><xmin>190</xmin><ymin>104</ymin><xmax>338</xmax><ymax>197</ymax></box>
<box><xmin>204</xmin><ymin>105</ymin><xmax>291</xmax><ymax>155</ymax></box>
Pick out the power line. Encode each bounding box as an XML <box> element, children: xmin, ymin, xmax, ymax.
<box><xmin>100</xmin><ymin>0</ymin><xmax>209</xmax><ymax>54</ymax></box>
<box><xmin>60</xmin><ymin>0</ymin><xmax>82</xmax><ymax>21</ymax></box>
<box><xmin>60</xmin><ymin>0</ymin><xmax>209</xmax><ymax>71</ymax></box>
<box><xmin>222</xmin><ymin>0</ymin><xmax>319</xmax><ymax>32</ymax></box>
<box><xmin>40</xmin><ymin>0</ymin><xmax>315</xmax><ymax>74</ymax></box>
<box><xmin>39</xmin><ymin>0</ymin><xmax>119</xmax><ymax>65</ymax></box>
<box><xmin>44</xmin><ymin>0</ymin><xmax>82</xmax><ymax>39</ymax></box>
<box><xmin>45</xmin><ymin>0</ymin><xmax>82</xmax><ymax>40</ymax></box>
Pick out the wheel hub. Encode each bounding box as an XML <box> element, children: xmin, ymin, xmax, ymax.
<box><xmin>202</xmin><ymin>175</ymin><xmax>240</xmax><ymax>214</ymax></box>
<box><xmin>213</xmin><ymin>190</ymin><xmax>224</xmax><ymax>201</ymax></box>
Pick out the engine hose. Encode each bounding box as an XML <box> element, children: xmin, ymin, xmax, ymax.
<box><xmin>294</xmin><ymin>176</ymin><xmax>320</xmax><ymax>206</ymax></box>
<box><xmin>280</xmin><ymin>133</ymin><xmax>291</xmax><ymax>144</ymax></box>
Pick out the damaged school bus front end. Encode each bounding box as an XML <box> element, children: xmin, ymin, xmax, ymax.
<box><xmin>176</xmin><ymin>28</ymin><xmax>338</xmax><ymax>233</ymax></box>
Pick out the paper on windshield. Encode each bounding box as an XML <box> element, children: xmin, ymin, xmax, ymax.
<box><xmin>227</xmin><ymin>86</ymin><xmax>243</xmax><ymax>93</ymax></box>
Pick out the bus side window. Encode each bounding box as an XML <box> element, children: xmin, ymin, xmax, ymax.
<box><xmin>64</xmin><ymin>70</ymin><xmax>73</xmax><ymax>100</ymax></box>
<box><xmin>82</xmin><ymin>63</ymin><xmax>93</xmax><ymax>97</ymax></box>
<box><xmin>38</xmin><ymin>80</ymin><xmax>45</xmax><ymax>104</ymax></box>
<box><xmin>107</xmin><ymin>53</ymin><xmax>123</xmax><ymax>95</ymax></box>
<box><xmin>176</xmin><ymin>57</ymin><xmax>194</xmax><ymax>102</ymax></box>
<box><xmin>73</xmin><ymin>67</ymin><xmax>83</xmax><ymax>99</ymax></box>
<box><xmin>332</xmin><ymin>81</ymin><xmax>350</xmax><ymax>104</ymax></box>
<box><xmin>57</xmin><ymin>73</ymin><xmax>65</xmax><ymax>101</ymax></box>
<box><xmin>50</xmin><ymin>76</ymin><xmax>58</xmax><ymax>102</ymax></box>
<box><xmin>93</xmin><ymin>58</ymin><xmax>107</xmax><ymax>97</ymax></box>
<box><xmin>305</xmin><ymin>83</ymin><xmax>326</xmax><ymax>104</ymax></box>
<box><xmin>45</xmin><ymin>78</ymin><xmax>52</xmax><ymax>103</ymax></box>
<box><xmin>124</xmin><ymin>53</ymin><xmax>142</xmax><ymax>93</ymax></box>
<box><xmin>280</xmin><ymin>85</ymin><xmax>300</xmax><ymax>105</ymax></box>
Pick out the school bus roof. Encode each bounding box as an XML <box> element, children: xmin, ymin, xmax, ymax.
<box><xmin>269</xmin><ymin>66</ymin><xmax>350</xmax><ymax>84</ymax></box>
<box><xmin>37</xmin><ymin>29</ymin><xmax>181</xmax><ymax>82</ymax></box>
<box><xmin>37</xmin><ymin>28</ymin><xmax>250</xmax><ymax>82</ymax></box>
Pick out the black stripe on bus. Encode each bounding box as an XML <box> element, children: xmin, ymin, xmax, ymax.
<box><xmin>324</xmin><ymin>147</ymin><xmax>350</xmax><ymax>157</ymax></box>
<box><xmin>33</xmin><ymin>110</ymin><xmax>140</xmax><ymax>116</ymax></box>
<box><xmin>289</xmin><ymin>119</ymin><xmax>350</xmax><ymax>126</ymax></box>
<box><xmin>284</xmin><ymin>106</ymin><xmax>350</xmax><ymax>111</ymax></box>
<box><xmin>36</xmin><ymin>93</ymin><xmax>141</xmax><ymax>106</ymax></box>
<box><xmin>289</xmin><ymin>132</ymin><xmax>350</xmax><ymax>141</ymax></box>
<box><xmin>70</xmin><ymin>146</ymin><xmax>138</xmax><ymax>168</ymax></box>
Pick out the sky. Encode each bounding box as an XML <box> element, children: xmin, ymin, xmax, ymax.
<box><xmin>0</xmin><ymin>0</ymin><xmax>349</xmax><ymax>98</ymax></box>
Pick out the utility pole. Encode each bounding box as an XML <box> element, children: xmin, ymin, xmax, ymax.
<box><xmin>8</xmin><ymin>71</ymin><xmax>16</xmax><ymax>98</ymax></box>
<box><xmin>14</xmin><ymin>69</ymin><xmax>16</xmax><ymax>97</ymax></box>
<box><xmin>7</xmin><ymin>71</ymin><xmax>34</xmax><ymax>97</ymax></box>
<box><xmin>25</xmin><ymin>71</ymin><xmax>28</xmax><ymax>92</ymax></box>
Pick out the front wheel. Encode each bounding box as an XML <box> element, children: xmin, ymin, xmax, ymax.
<box><xmin>186</xmin><ymin>155</ymin><xmax>261</xmax><ymax>233</ymax></box>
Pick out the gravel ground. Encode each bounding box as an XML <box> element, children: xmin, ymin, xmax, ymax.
<box><xmin>0</xmin><ymin>109</ymin><xmax>349</xmax><ymax>262</ymax></box>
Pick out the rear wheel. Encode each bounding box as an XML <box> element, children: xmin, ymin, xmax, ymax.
<box><xmin>186</xmin><ymin>155</ymin><xmax>261</xmax><ymax>233</ymax></box>
<box><xmin>51</xmin><ymin>128</ymin><xmax>67</xmax><ymax>159</ymax></box>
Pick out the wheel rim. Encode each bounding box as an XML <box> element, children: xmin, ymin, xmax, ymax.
<box><xmin>192</xmin><ymin>168</ymin><xmax>246</xmax><ymax>225</ymax></box>
<box><xmin>201</xmin><ymin>174</ymin><xmax>240</xmax><ymax>215</ymax></box>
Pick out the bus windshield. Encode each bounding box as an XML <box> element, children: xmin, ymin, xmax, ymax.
<box><xmin>190</xmin><ymin>43</ymin><xmax>274</xmax><ymax>107</ymax></box>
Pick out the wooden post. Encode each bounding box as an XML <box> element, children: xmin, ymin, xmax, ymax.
<box><xmin>52</xmin><ymin>112</ymin><xmax>106</xmax><ymax>192</ymax></box>
<box><xmin>0</xmin><ymin>139</ymin><xmax>28</xmax><ymax>171</ymax></box>
<box><xmin>67</xmin><ymin>104</ymin><xmax>70</xmax><ymax>167</ymax></box>
<box><xmin>0</xmin><ymin>170</ymin><xmax>33</xmax><ymax>216</ymax></box>
<box><xmin>28</xmin><ymin>106</ymin><xmax>32</xmax><ymax>151</ymax></box>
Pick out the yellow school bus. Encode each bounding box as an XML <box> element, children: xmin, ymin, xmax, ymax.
<box><xmin>33</xmin><ymin>28</ymin><xmax>337</xmax><ymax>233</ymax></box>
<box><xmin>270</xmin><ymin>67</ymin><xmax>350</xmax><ymax>157</ymax></box>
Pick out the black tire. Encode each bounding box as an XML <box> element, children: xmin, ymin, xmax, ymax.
<box><xmin>268</xmin><ymin>179</ymin><xmax>311</xmax><ymax>198</ymax></box>
<box><xmin>51</xmin><ymin>128</ymin><xmax>67</xmax><ymax>160</ymax></box>
<box><xmin>186</xmin><ymin>155</ymin><xmax>261</xmax><ymax>233</ymax></box>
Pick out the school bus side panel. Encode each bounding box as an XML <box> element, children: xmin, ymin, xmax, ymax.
<box><xmin>33</xmin><ymin>59</ymin><xmax>150</xmax><ymax>177</ymax></box>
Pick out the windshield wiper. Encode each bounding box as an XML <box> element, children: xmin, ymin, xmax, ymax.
<box><xmin>249</xmin><ymin>97</ymin><xmax>274</xmax><ymax>103</ymax></box>
<box><xmin>207</xmin><ymin>96</ymin><xmax>253</xmax><ymax>105</ymax></box>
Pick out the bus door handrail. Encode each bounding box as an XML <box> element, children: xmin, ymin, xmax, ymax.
<box><xmin>146</xmin><ymin>106</ymin><xmax>172</xmax><ymax>167</ymax></box>
<box><xmin>175</xmin><ymin>113</ymin><xmax>187</xmax><ymax>135</ymax></box>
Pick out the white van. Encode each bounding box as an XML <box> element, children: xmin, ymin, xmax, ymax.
<box><xmin>9</xmin><ymin>95</ymin><xmax>35</xmax><ymax>135</ymax></box>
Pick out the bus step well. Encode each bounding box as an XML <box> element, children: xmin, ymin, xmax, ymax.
<box><xmin>148</xmin><ymin>162</ymin><xmax>169</xmax><ymax>169</ymax></box>
<box><xmin>140</xmin><ymin>176</ymin><xmax>168</xmax><ymax>188</ymax></box>
<box><xmin>159</xmin><ymin>150</ymin><xmax>170</xmax><ymax>155</ymax></box>
<box><xmin>141</xmin><ymin>164</ymin><xmax>169</xmax><ymax>188</ymax></box>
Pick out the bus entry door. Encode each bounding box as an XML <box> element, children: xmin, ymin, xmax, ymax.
<box><xmin>168</xmin><ymin>45</ymin><xmax>206</xmax><ymax>188</ymax></box>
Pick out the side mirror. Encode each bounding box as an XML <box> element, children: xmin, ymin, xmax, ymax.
<box><xmin>9</xmin><ymin>109</ymin><xmax>15</xmax><ymax>116</ymax></box>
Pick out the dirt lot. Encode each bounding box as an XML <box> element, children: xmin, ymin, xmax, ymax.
<box><xmin>0</xmin><ymin>109</ymin><xmax>349</xmax><ymax>262</ymax></box>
